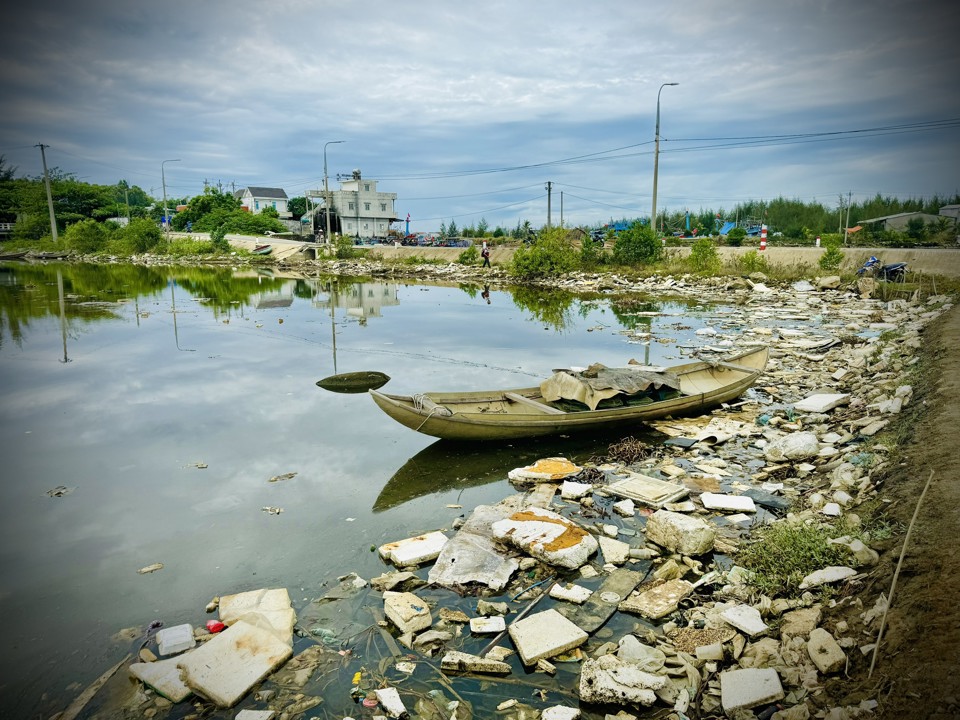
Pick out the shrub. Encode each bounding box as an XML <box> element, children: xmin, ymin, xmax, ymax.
<box><xmin>612</xmin><ymin>223</ymin><xmax>661</xmax><ymax>266</ymax></box>
<box><xmin>734</xmin><ymin>249</ymin><xmax>770</xmax><ymax>275</ymax></box>
<box><xmin>63</xmin><ymin>219</ymin><xmax>109</xmax><ymax>254</ymax></box>
<box><xmin>167</xmin><ymin>237</ymin><xmax>217</xmax><ymax>256</ymax></box>
<box><xmin>457</xmin><ymin>245</ymin><xmax>479</xmax><ymax>265</ymax></box>
<box><xmin>688</xmin><ymin>238</ymin><xmax>721</xmax><ymax>274</ymax></box>
<box><xmin>122</xmin><ymin>218</ymin><xmax>162</xmax><ymax>253</ymax></box>
<box><xmin>579</xmin><ymin>236</ymin><xmax>607</xmax><ymax>269</ymax></box>
<box><xmin>510</xmin><ymin>226</ymin><xmax>579</xmax><ymax>280</ymax></box>
<box><xmin>210</xmin><ymin>224</ymin><xmax>229</xmax><ymax>252</ymax></box>
<box><xmin>333</xmin><ymin>234</ymin><xmax>359</xmax><ymax>259</ymax></box>
<box><xmin>726</xmin><ymin>226</ymin><xmax>747</xmax><ymax>246</ymax></box>
<box><xmin>818</xmin><ymin>237</ymin><xmax>844</xmax><ymax>272</ymax></box>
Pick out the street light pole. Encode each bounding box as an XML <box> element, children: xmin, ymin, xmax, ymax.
<box><xmin>324</xmin><ymin>140</ymin><xmax>345</xmax><ymax>245</ymax></box>
<box><xmin>161</xmin><ymin>159</ymin><xmax>181</xmax><ymax>233</ymax></box>
<box><xmin>651</xmin><ymin>82</ymin><xmax>678</xmax><ymax>238</ymax></box>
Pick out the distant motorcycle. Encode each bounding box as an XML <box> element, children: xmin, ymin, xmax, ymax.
<box><xmin>857</xmin><ymin>256</ymin><xmax>907</xmax><ymax>282</ymax></box>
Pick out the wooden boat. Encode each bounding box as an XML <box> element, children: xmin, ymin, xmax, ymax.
<box><xmin>252</xmin><ymin>244</ymin><xmax>273</xmax><ymax>255</ymax></box>
<box><xmin>369</xmin><ymin>346</ymin><xmax>768</xmax><ymax>441</ymax></box>
<box><xmin>0</xmin><ymin>250</ymin><xmax>28</xmax><ymax>260</ymax></box>
<box><xmin>316</xmin><ymin>370</ymin><xmax>390</xmax><ymax>394</ymax></box>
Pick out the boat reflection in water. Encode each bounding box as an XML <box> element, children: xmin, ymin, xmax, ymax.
<box><xmin>373</xmin><ymin>427</ymin><xmax>659</xmax><ymax>513</ymax></box>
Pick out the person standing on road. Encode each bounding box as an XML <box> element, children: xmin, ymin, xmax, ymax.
<box><xmin>481</xmin><ymin>241</ymin><xmax>491</xmax><ymax>268</ymax></box>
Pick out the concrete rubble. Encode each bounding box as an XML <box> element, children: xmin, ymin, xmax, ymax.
<box><xmin>116</xmin><ymin>278</ymin><xmax>954</xmax><ymax>718</ymax></box>
<box><xmin>491</xmin><ymin>505</ymin><xmax>599</xmax><ymax>569</ymax></box>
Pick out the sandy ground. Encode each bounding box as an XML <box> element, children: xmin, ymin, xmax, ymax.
<box><xmin>824</xmin><ymin>304</ymin><xmax>960</xmax><ymax>717</ymax></box>
<box><xmin>187</xmin><ymin>231</ymin><xmax>960</xmax><ymax>278</ymax></box>
<box><xmin>362</xmin><ymin>245</ymin><xmax>960</xmax><ymax>279</ymax></box>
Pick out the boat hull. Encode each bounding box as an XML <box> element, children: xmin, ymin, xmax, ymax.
<box><xmin>369</xmin><ymin>346</ymin><xmax>768</xmax><ymax>441</ymax></box>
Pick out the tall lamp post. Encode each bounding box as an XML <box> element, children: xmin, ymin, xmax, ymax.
<box><xmin>651</xmin><ymin>82</ymin><xmax>678</xmax><ymax>237</ymax></box>
<box><xmin>323</xmin><ymin>140</ymin><xmax>345</xmax><ymax>245</ymax></box>
<box><xmin>161</xmin><ymin>159</ymin><xmax>181</xmax><ymax>233</ymax></box>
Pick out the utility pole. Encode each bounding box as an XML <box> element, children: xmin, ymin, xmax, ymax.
<box><xmin>652</xmin><ymin>82</ymin><xmax>679</xmax><ymax>243</ymax></box>
<box><xmin>324</xmin><ymin>140</ymin><xmax>345</xmax><ymax>245</ymax></box>
<box><xmin>843</xmin><ymin>191</ymin><xmax>852</xmax><ymax>246</ymax></box>
<box><xmin>161</xmin><ymin>159</ymin><xmax>181</xmax><ymax>233</ymax></box>
<box><xmin>36</xmin><ymin>143</ymin><xmax>58</xmax><ymax>243</ymax></box>
<box><xmin>545</xmin><ymin>181</ymin><xmax>553</xmax><ymax>228</ymax></box>
<box><xmin>125</xmin><ymin>188</ymin><xmax>130</xmax><ymax>221</ymax></box>
<box><xmin>560</xmin><ymin>191</ymin><xmax>564</xmax><ymax>228</ymax></box>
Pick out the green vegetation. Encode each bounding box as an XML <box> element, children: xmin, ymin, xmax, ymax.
<box><xmin>612</xmin><ymin>223</ymin><xmax>662</xmax><ymax>266</ymax></box>
<box><xmin>736</xmin><ymin>520</ymin><xmax>849</xmax><ymax>598</ymax></box>
<box><xmin>167</xmin><ymin>236</ymin><xmax>219</xmax><ymax>256</ymax></box>
<box><xmin>509</xmin><ymin>226</ymin><xmax>578</xmax><ymax>279</ymax></box>
<box><xmin>0</xmin><ymin>158</ymin><xmax>156</xmax><ymax>243</ymax></box>
<box><xmin>733</xmin><ymin>249</ymin><xmax>770</xmax><ymax>275</ymax></box>
<box><xmin>171</xmin><ymin>187</ymin><xmax>284</xmax><ymax>238</ymax></box>
<box><xmin>818</xmin><ymin>236</ymin><xmax>845</xmax><ymax>272</ymax></box>
<box><xmin>579</xmin><ymin>235</ymin><xmax>607</xmax><ymax>269</ymax></box>
<box><xmin>688</xmin><ymin>238</ymin><xmax>721</xmax><ymax>274</ymax></box>
<box><xmin>457</xmin><ymin>245</ymin><xmax>480</xmax><ymax>265</ymax></box>
<box><xmin>333</xmin><ymin>234</ymin><xmax>361</xmax><ymax>259</ymax></box>
<box><xmin>725</xmin><ymin>226</ymin><xmax>747</xmax><ymax>246</ymax></box>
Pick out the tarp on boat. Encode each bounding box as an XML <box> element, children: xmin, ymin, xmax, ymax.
<box><xmin>539</xmin><ymin>364</ymin><xmax>681</xmax><ymax>411</ymax></box>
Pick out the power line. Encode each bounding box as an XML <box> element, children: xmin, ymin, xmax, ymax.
<box><xmin>375</xmin><ymin>141</ymin><xmax>655</xmax><ymax>181</ymax></box>
<box><xmin>411</xmin><ymin>194</ymin><xmax>547</xmax><ymax>223</ymax></box>
<box><xmin>403</xmin><ymin>183</ymin><xmax>543</xmax><ymax>201</ymax></box>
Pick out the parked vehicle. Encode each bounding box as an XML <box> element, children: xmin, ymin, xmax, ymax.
<box><xmin>857</xmin><ymin>256</ymin><xmax>907</xmax><ymax>282</ymax></box>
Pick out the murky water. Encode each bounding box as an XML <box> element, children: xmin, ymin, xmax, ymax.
<box><xmin>0</xmin><ymin>260</ymin><xmax>776</xmax><ymax>716</ymax></box>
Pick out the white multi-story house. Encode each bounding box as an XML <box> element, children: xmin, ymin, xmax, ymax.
<box><xmin>235</xmin><ymin>187</ymin><xmax>291</xmax><ymax>218</ymax></box>
<box><xmin>308</xmin><ymin>171</ymin><xmax>397</xmax><ymax>240</ymax></box>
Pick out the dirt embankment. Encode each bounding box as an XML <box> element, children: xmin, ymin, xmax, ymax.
<box><xmin>827</xmin><ymin>303</ymin><xmax>960</xmax><ymax>718</ymax></box>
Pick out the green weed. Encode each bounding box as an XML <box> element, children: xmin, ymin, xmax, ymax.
<box><xmin>736</xmin><ymin>519</ymin><xmax>848</xmax><ymax>598</ymax></box>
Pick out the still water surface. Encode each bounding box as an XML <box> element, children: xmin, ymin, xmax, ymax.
<box><xmin>0</xmin><ymin>261</ymin><xmax>731</xmax><ymax>715</ymax></box>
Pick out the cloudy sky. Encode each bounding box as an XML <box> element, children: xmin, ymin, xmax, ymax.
<box><xmin>2</xmin><ymin>0</ymin><xmax>958</xmax><ymax>232</ymax></box>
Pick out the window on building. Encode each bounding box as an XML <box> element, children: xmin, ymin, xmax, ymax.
<box><xmin>380</xmin><ymin>203</ymin><xmax>386</xmax><ymax>212</ymax></box>
<box><xmin>255</xmin><ymin>200</ymin><xmax>259</xmax><ymax>210</ymax></box>
<box><xmin>271</xmin><ymin>201</ymin><xmax>276</xmax><ymax>208</ymax></box>
<box><xmin>364</xmin><ymin>202</ymin><xmax>370</xmax><ymax>211</ymax></box>
<box><xmin>348</xmin><ymin>202</ymin><xmax>355</xmax><ymax>210</ymax></box>
<box><xmin>364</xmin><ymin>184</ymin><xmax>370</xmax><ymax>192</ymax></box>
<box><xmin>363</xmin><ymin>223</ymin><xmax>369</xmax><ymax>229</ymax></box>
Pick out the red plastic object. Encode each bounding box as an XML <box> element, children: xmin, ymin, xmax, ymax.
<box><xmin>205</xmin><ymin>620</ymin><xmax>226</xmax><ymax>633</ymax></box>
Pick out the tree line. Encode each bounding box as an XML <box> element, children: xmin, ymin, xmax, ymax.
<box><xmin>2</xmin><ymin>155</ymin><xmax>955</xmax><ymax>249</ymax></box>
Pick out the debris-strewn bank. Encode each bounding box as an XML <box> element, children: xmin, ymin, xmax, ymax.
<box><xmin>56</xmin><ymin>255</ymin><xmax>958</xmax><ymax>720</ymax></box>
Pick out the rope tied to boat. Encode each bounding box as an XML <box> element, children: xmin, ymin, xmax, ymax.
<box><xmin>412</xmin><ymin>393</ymin><xmax>453</xmax><ymax>432</ymax></box>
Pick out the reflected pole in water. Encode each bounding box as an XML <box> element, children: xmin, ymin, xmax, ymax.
<box><xmin>57</xmin><ymin>269</ymin><xmax>70</xmax><ymax>363</ymax></box>
<box><xmin>645</xmin><ymin>317</ymin><xmax>651</xmax><ymax>366</ymax></box>
<box><xmin>331</xmin><ymin>280</ymin><xmax>338</xmax><ymax>374</ymax></box>
<box><xmin>170</xmin><ymin>280</ymin><xmax>195</xmax><ymax>352</ymax></box>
